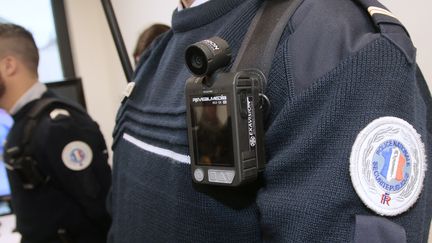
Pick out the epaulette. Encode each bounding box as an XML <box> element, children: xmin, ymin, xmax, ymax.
<box><xmin>355</xmin><ymin>0</ymin><xmax>416</xmax><ymax>63</ymax></box>
<box><xmin>49</xmin><ymin>108</ymin><xmax>71</xmax><ymax>121</ymax></box>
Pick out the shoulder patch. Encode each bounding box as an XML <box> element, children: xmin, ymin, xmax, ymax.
<box><xmin>350</xmin><ymin>117</ymin><xmax>427</xmax><ymax>216</ymax></box>
<box><xmin>62</xmin><ymin>141</ymin><xmax>93</xmax><ymax>171</ymax></box>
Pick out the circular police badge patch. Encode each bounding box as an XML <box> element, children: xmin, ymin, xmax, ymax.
<box><xmin>350</xmin><ymin>117</ymin><xmax>426</xmax><ymax>216</ymax></box>
<box><xmin>61</xmin><ymin>141</ymin><xmax>93</xmax><ymax>171</ymax></box>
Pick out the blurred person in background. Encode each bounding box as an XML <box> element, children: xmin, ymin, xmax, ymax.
<box><xmin>132</xmin><ymin>23</ymin><xmax>170</xmax><ymax>65</ymax></box>
<box><xmin>0</xmin><ymin>23</ymin><xmax>111</xmax><ymax>243</ymax></box>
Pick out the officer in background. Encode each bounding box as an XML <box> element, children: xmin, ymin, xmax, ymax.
<box><xmin>0</xmin><ymin>23</ymin><xmax>111</xmax><ymax>243</ymax></box>
<box><xmin>108</xmin><ymin>0</ymin><xmax>431</xmax><ymax>242</ymax></box>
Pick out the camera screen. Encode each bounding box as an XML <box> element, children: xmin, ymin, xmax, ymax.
<box><xmin>191</xmin><ymin>95</ymin><xmax>234</xmax><ymax>167</ymax></box>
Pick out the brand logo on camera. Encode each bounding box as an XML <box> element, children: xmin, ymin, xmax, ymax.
<box><xmin>192</xmin><ymin>95</ymin><xmax>227</xmax><ymax>103</ymax></box>
<box><xmin>247</xmin><ymin>96</ymin><xmax>256</xmax><ymax>148</ymax></box>
<box><xmin>203</xmin><ymin>40</ymin><xmax>220</xmax><ymax>51</ymax></box>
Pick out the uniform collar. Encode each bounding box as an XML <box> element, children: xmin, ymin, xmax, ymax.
<box><xmin>178</xmin><ymin>0</ymin><xmax>210</xmax><ymax>11</ymax></box>
<box><xmin>172</xmin><ymin>0</ymin><xmax>247</xmax><ymax>32</ymax></box>
<box><xmin>9</xmin><ymin>82</ymin><xmax>47</xmax><ymax>115</ymax></box>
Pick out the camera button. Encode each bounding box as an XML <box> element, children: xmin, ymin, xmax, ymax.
<box><xmin>208</xmin><ymin>170</ymin><xmax>235</xmax><ymax>184</ymax></box>
<box><xmin>194</xmin><ymin>168</ymin><xmax>205</xmax><ymax>182</ymax></box>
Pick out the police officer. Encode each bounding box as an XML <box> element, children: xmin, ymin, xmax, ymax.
<box><xmin>0</xmin><ymin>23</ymin><xmax>111</xmax><ymax>243</ymax></box>
<box><xmin>109</xmin><ymin>0</ymin><xmax>431</xmax><ymax>242</ymax></box>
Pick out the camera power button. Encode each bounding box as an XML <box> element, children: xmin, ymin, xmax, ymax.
<box><xmin>194</xmin><ymin>168</ymin><xmax>205</xmax><ymax>182</ymax></box>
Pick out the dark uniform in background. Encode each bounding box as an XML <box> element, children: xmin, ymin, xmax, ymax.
<box><xmin>4</xmin><ymin>90</ymin><xmax>111</xmax><ymax>243</ymax></box>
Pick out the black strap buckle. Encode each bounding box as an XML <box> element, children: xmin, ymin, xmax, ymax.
<box><xmin>5</xmin><ymin>147</ymin><xmax>48</xmax><ymax>190</ymax></box>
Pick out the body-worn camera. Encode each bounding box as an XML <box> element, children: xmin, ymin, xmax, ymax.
<box><xmin>185</xmin><ymin>37</ymin><xmax>267</xmax><ymax>186</ymax></box>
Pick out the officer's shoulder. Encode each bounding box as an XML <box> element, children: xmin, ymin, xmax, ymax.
<box><xmin>291</xmin><ymin>0</ymin><xmax>378</xmax><ymax>40</ymax></box>
<box><xmin>290</xmin><ymin>0</ymin><xmax>414</xmax><ymax>57</ymax></box>
<box><xmin>283</xmin><ymin>0</ymin><xmax>415</xmax><ymax>92</ymax></box>
<box><xmin>36</xmin><ymin>101</ymin><xmax>90</xmax><ymax>126</ymax></box>
<box><xmin>31</xmin><ymin>104</ymin><xmax>95</xmax><ymax>149</ymax></box>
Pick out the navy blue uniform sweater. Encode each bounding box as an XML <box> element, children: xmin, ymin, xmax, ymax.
<box><xmin>110</xmin><ymin>0</ymin><xmax>432</xmax><ymax>242</ymax></box>
<box><xmin>5</xmin><ymin>91</ymin><xmax>111</xmax><ymax>243</ymax></box>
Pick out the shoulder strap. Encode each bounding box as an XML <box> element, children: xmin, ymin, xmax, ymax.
<box><xmin>231</xmin><ymin>0</ymin><xmax>304</xmax><ymax>77</ymax></box>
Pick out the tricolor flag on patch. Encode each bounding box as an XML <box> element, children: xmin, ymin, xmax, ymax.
<box><xmin>71</xmin><ymin>148</ymin><xmax>86</xmax><ymax>165</ymax></box>
<box><xmin>381</xmin><ymin>148</ymin><xmax>406</xmax><ymax>182</ymax></box>
<box><xmin>62</xmin><ymin>141</ymin><xmax>93</xmax><ymax>171</ymax></box>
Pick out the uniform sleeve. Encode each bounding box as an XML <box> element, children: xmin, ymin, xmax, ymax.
<box><xmin>257</xmin><ymin>32</ymin><xmax>431</xmax><ymax>243</ymax></box>
<box><xmin>34</xmin><ymin>109</ymin><xmax>112</xmax><ymax>226</ymax></box>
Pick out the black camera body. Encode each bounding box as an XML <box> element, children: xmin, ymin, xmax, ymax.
<box><xmin>185</xmin><ymin>37</ymin><xmax>266</xmax><ymax>186</ymax></box>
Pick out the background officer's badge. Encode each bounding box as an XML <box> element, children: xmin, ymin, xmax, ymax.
<box><xmin>61</xmin><ymin>141</ymin><xmax>93</xmax><ymax>171</ymax></box>
<box><xmin>350</xmin><ymin>117</ymin><xmax>426</xmax><ymax>216</ymax></box>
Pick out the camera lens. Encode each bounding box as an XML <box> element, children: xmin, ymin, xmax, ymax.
<box><xmin>185</xmin><ymin>46</ymin><xmax>208</xmax><ymax>76</ymax></box>
<box><xmin>185</xmin><ymin>37</ymin><xmax>231</xmax><ymax>77</ymax></box>
<box><xmin>191</xmin><ymin>55</ymin><xmax>204</xmax><ymax>69</ymax></box>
